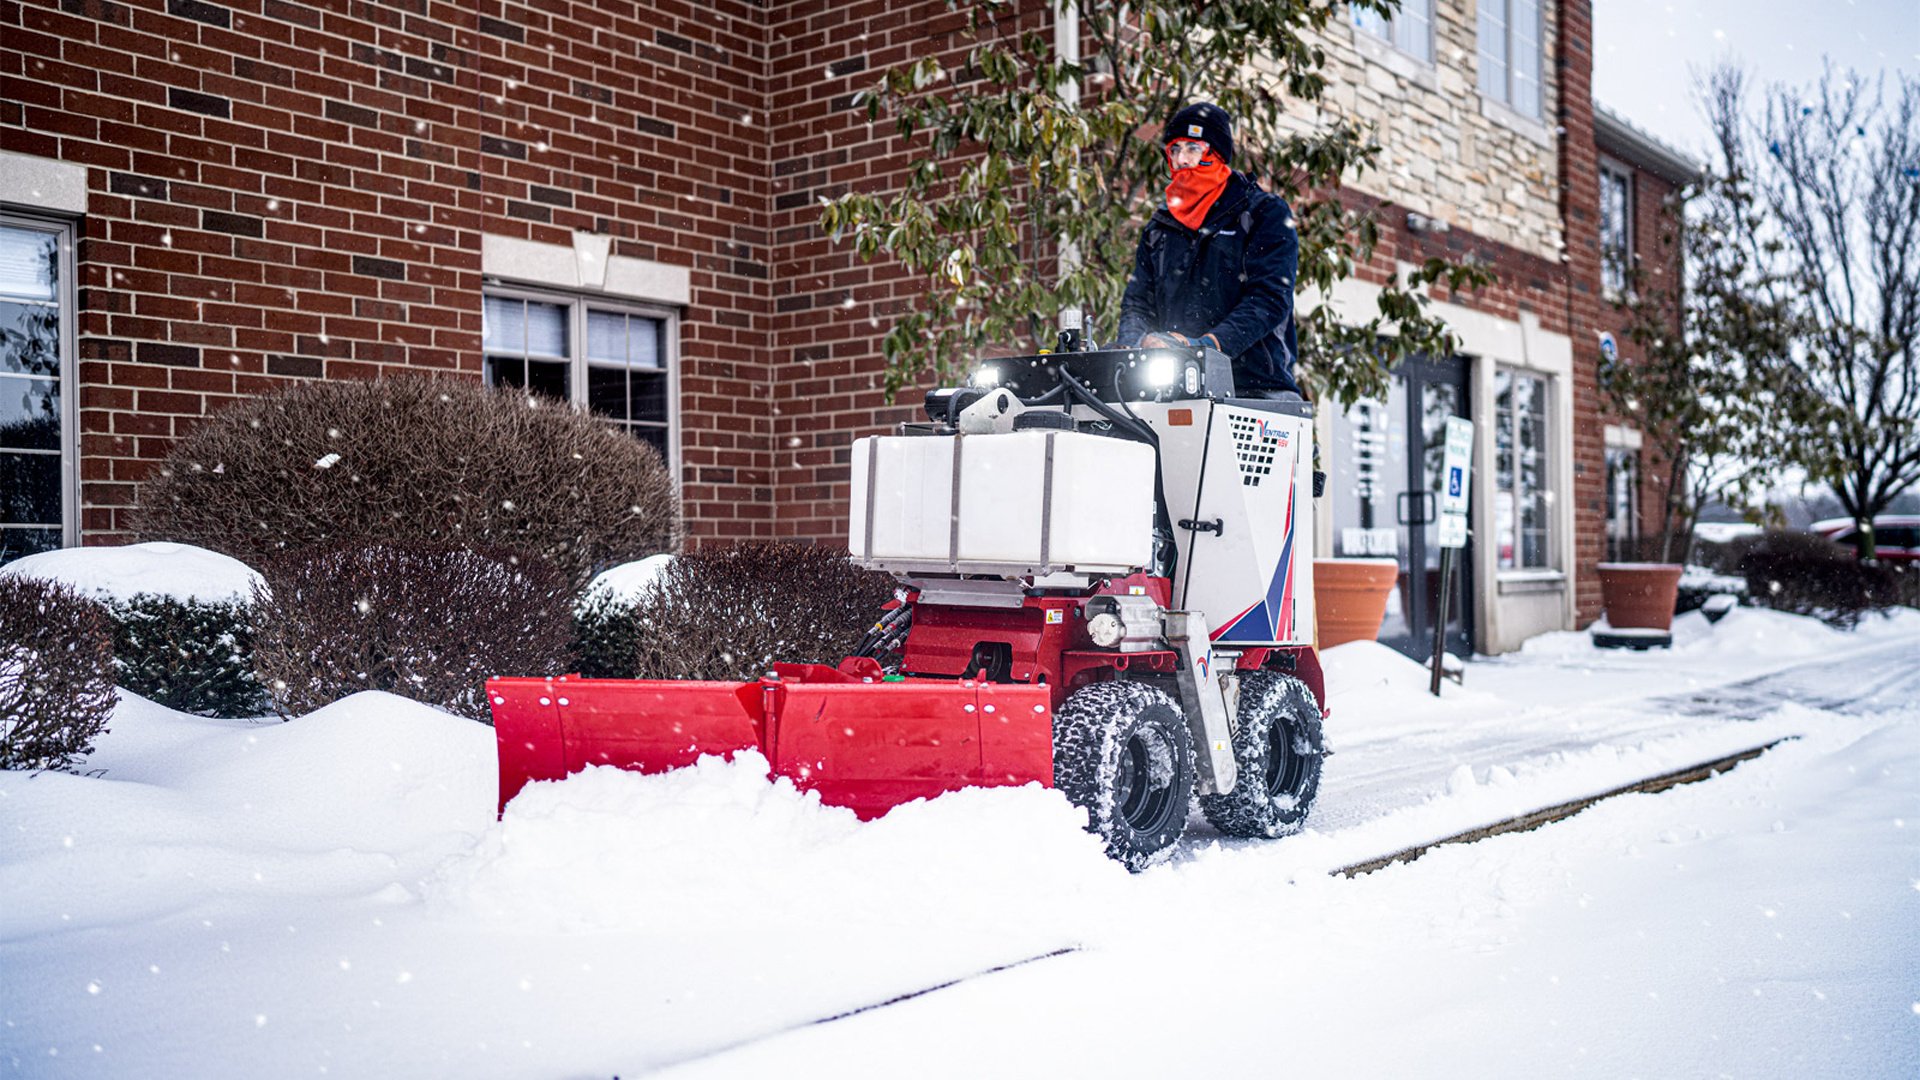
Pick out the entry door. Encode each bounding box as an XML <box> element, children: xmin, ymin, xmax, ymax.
<box><xmin>1332</xmin><ymin>355</ymin><xmax>1474</xmax><ymax>660</ymax></box>
<box><xmin>1390</xmin><ymin>355</ymin><xmax>1474</xmax><ymax>659</ymax></box>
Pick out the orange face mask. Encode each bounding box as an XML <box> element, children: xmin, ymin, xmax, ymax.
<box><xmin>1165</xmin><ymin>140</ymin><xmax>1230</xmax><ymax>230</ymax></box>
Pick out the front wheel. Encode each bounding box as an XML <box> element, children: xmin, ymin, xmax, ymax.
<box><xmin>1199</xmin><ymin>671</ymin><xmax>1325</xmax><ymax>839</ymax></box>
<box><xmin>1052</xmin><ymin>680</ymin><xmax>1194</xmax><ymax>870</ymax></box>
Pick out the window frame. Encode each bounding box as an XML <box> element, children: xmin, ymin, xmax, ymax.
<box><xmin>1598</xmin><ymin>156</ymin><xmax>1636</xmax><ymax>298</ymax></box>
<box><xmin>1352</xmin><ymin>0</ymin><xmax>1435</xmax><ymax>65</ymax></box>
<box><xmin>1493</xmin><ymin>366</ymin><xmax>1555</xmax><ymax>572</ymax></box>
<box><xmin>1604</xmin><ymin>444</ymin><xmax>1641</xmax><ymax>563</ymax></box>
<box><xmin>0</xmin><ymin>210</ymin><xmax>78</xmax><ymax>559</ymax></box>
<box><xmin>1478</xmin><ymin>0</ymin><xmax>1544</xmax><ymax>119</ymax></box>
<box><xmin>480</xmin><ymin>283</ymin><xmax>680</xmax><ymax>476</ymax></box>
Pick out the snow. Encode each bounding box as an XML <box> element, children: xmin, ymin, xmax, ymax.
<box><xmin>3</xmin><ymin>606</ymin><xmax>1918</xmax><ymax>1076</ymax></box>
<box><xmin>580</xmin><ymin>552</ymin><xmax>674</xmax><ymax>606</ymax></box>
<box><xmin>0</xmin><ymin>542</ymin><xmax>263</xmax><ymax>606</ymax></box>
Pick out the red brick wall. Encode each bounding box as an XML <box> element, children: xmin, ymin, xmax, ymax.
<box><xmin>1</xmin><ymin>0</ymin><xmax>772</xmax><ymax>541</ymax></box>
<box><xmin>1554</xmin><ymin>0</ymin><xmax>1607</xmax><ymax>624</ymax></box>
<box><xmin>762</xmin><ymin>0</ymin><xmax>1052</xmax><ymax>544</ymax></box>
<box><xmin>1608</xmin><ymin>160</ymin><xmax>1685</xmax><ymax>557</ymax></box>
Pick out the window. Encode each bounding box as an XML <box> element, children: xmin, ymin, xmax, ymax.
<box><xmin>482</xmin><ymin>291</ymin><xmax>675</xmax><ymax>468</ymax></box>
<box><xmin>0</xmin><ymin>217</ymin><xmax>73</xmax><ymax>565</ymax></box>
<box><xmin>1353</xmin><ymin>0</ymin><xmax>1433</xmax><ymax>63</ymax></box>
<box><xmin>1605</xmin><ymin>446</ymin><xmax>1640</xmax><ymax>562</ymax></box>
<box><xmin>1494</xmin><ymin>369</ymin><xmax>1552</xmax><ymax>569</ymax></box>
<box><xmin>1478</xmin><ymin>0</ymin><xmax>1542</xmax><ymax>117</ymax></box>
<box><xmin>1599</xmin><ymin>161</ymin><xmax>1634</xmax><ymax>296</ymax></box>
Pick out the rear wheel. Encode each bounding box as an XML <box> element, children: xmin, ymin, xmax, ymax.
<box><xmin>1199</xmin><ymin>671</ymin><xmax>1324</xmax><ymax>839</ymax></box>
<box><xmin>1052</xmin><ymin>680</ymin><xmax>1194</xmax><ymax>870</ymax></box>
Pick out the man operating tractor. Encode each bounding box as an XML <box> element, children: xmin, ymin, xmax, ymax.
<box><xmin>1117</xmin><ymin>101</ymin><xmax>1304</xmax><ymax>401</ymax></box>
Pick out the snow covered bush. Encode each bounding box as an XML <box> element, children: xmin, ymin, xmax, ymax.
<box><xmin>618</xmin><ymin>543</ymin><xmax>896</xmax><ymax>681</ymax></box>
<box><xmin>250</xmin><ymin>544</ymin><xmax>575</xmax><ymax>721</ymax></box>
<box><xmin>131</xmin><ymin>376</ymin><xmax>678</xmax><ymax>595</ymax></box>
<box><xmin>0</xmin><ymin>576</ymin><xmax>116</xmax><ymax>772</ymax></box>
<box><xmin>0</xmin><ymin>543</ymin><xmax>271</xmax><ymax>718</ymax></box>
<box><xmin>108</xmin><ymin>596</ymin><xmax>268</xmax><ymax>718</ymax></box>
<box><xmin>1732</xmin><ymin>530</ymin><xmax>1898</xmax><ymax>629</ymax></box>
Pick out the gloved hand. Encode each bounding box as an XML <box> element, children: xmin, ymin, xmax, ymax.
<box><xmin>1140</xmin><ymin>331</ymin><xmax>1221</xmax><ymax>350</ymax></box>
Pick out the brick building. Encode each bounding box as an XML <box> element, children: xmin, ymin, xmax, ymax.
<box><xmin>2</xmin><ymin>0</ymin><xmax>1693</xmax><ymax>655</ymax></box>
<box><xmin>1590</xmin><ymin>102</ymin><xmax>1700</xmax><ymax>564</ymax></box>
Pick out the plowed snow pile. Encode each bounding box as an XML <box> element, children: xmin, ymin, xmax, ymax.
<box><xmin>428</xmin><ymin>752</ymin><xmax>1122</xmax><ymax>935</ymax></box>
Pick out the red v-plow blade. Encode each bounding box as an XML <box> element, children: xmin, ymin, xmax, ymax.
<box><xmin>487</xmin><ymin>668</ymin><xmax>1053</xmax><ymax>820</ymax></box>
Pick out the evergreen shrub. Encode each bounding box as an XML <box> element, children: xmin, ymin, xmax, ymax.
<box><xmin>0</xmin><ymin>576</ymin><xmax>117</xmax><ymax>771</ymax></box>
<box><xmin>106</xmin><ymin>595</ymin><xmax>269</xmax><ymax>718</ymax></box>
<box><xmin>251</xmin><ymin>543</ymin><xmax>575</xmax><ymax>721</ymax></box>
<box><xmin>620</xmin><ymin>543</ymin><xmax>896</xmax><ymax>681</ymax></box>
<box><xmin>132</xmin><ymin>376</ymin><xmax>678</xmax><ymax>595</ymax></box>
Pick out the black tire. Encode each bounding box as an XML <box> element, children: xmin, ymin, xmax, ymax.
<box><xmin>1199</xmin><ymin>671</ymin><xmax>1325</xmax><ymax>839</ymax></box>
<box><xmin>1052</xmin><ymin>680</ymin><xmax>1195</xmax><ymax>871</ymax></box>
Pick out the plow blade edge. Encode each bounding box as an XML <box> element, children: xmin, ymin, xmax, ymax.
<box><xmin>488</xmin><ymin>668</ymin><xmax>1054</xmax><ymax>820</ymax></box>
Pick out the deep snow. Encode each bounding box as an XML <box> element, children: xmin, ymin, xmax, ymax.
<box><xmin>0</xmin><ymin>543</ymin><xmax>263</xmax><ymax>605</ymax></box>
<box><xmin>3</xmin><ymin>607</ymin><xmax>1917</xmax><ymax>1078</ymax></box>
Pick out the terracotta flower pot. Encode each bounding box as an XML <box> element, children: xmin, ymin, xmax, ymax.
<box><xmin>1313</xmin><ymin>558</ymin><xmax>1399</xmax><ymax>648</ymax></box>
<box><xmin>1596</xmin><ymin>563</ymin><xmax>1685</xmax><ymax>631</ymax></box>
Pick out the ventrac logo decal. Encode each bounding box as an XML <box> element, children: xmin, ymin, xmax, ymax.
<box><xmin>1256</xmin><ymin>420</ymin><xmax>1290</xmax><ymax>444</ymax></box>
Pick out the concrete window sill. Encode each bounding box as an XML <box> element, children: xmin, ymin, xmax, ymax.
<box><xmin>1353</xmin><ymin>32</ymin><xmax>1439</xmax><ymax>92</ymax></box>
<box><xmin>1478</xmin><ymin>96</ymin><xmax>1555</xmax><ymax>149</ymax></box>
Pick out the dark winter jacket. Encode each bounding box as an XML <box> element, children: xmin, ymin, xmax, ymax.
<box><xmin>1116</xmin><ymin>171</ymin><xmax>1301</xmax><ymax>396</ymax></box>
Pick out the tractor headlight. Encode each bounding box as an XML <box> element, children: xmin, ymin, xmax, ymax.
<box><xmin>971</xmin><ymin>365</ymin><xmax>1002</xmax><ymax>388</ymax></box>
<box><xmin>1087</xmin><ymin>611</ymin><xmax>1126</xmax><ymax>648</ymax></box>
<box><xmin>1144</xmin><ymin>351</ymin><xmax>1180</xmax><ymax>387</ymax></box>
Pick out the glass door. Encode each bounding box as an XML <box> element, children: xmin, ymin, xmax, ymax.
<box><xmin>1331</xmin><ymin>355</ymin><xmax>1474</xmax><ymax>660</ymax></box>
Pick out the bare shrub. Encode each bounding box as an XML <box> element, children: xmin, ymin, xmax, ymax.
<box><xmin>626</xmin><ymin>544</ymin><xmax>896</xmax><ymax>681</ymax></box>
<box><xmin>132</xmin><ymin>376</ymin><xmax>678</xmax><ymax>595</ymax></box>
<box><xmin>251</xmin><ymin>544</ymin><xmax>575</xmax><ymax>721</ymax></box>
<box><xmin>1</xmin><ymin>577</ymin><xmax>117</xmax><ymax>771</ymax></box>
<box><xmin>1733</xmin><ymin>530</ymin><xmax>1899</xmax><ymax>629</ymax></box>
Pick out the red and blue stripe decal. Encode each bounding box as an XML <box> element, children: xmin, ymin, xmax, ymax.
<box><xmin>1211</xmin><ymin>464</ymin><xmax>1299</xmax><ymax>643</ymax></box>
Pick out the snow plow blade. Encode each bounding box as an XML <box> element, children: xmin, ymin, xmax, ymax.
<box><xmin>488</xmin><ymin>661</ymin><xmax>1054</xmax><ymax>819</ymax></box>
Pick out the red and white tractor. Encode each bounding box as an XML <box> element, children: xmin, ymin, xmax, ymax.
<box><xmin>489</xmin><ymin>338</ymin><xmax>1327</xmax><ymax>868</ymax></box>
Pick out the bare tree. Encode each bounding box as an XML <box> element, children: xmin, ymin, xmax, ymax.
<box><xmin>1714</xmin><ymin>63</ymin><xmax>1920</xmax><ymax>557</ymax></box>
<box><xmin>1607</xmin><ymin>69</ymin><xmax>1805</xmax><ymax>563</ymax></box>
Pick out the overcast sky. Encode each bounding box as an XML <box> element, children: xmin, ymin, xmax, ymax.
<box><xmin>1590</xmin><ymin>0</ymin><xmax>1920</xmax><ymax>161</ymax></box>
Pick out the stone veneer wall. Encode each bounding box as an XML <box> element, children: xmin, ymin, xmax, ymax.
<box><xmin>1272</xmin><ymin>2</ymin><xmax>1564</xmax><ymax>263</ymax></box>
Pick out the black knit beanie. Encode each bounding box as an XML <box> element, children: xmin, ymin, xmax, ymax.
<box><xmin>1163</xmin><ymin>102</ymin><xmax>1234</xmax><ymax>166</ymax></box>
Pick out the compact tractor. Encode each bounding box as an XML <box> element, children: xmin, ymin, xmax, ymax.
<box><xmin>489</xmin><ymin>332</ymin><xmax>1328</xmax><ymax>869</ymax></box>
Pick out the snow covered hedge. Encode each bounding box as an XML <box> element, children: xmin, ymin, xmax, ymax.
<box><xmin>0</xmin><ymin>543</ymin><xmax>269</xmax><ymax>718</ymax></box>
<box><xmin>251</xmin><ymin>543</ymin><xmax>575</xmax><ymax>721</ymax></box>
<box><xmin>0</xmin><ymin>576</ymin><xmax>116</xmax><ymax>771</ymax></box>
<box><xmin>131</xmin><ymin>376</ymin><xmax>679</xmax><ymax>596</ymax></box>
<box><xmin>589</xmin><ymin>543</ymin><xmax>895</xmax><ymax>681</ymax></box>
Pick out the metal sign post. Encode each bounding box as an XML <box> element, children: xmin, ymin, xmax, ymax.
<box><xmin>1430</xmin><ymin>417</ymin><xmax>1474</xmax><ymax>696</ymax></box>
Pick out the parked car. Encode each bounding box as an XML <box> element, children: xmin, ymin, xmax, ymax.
<box><xmin>1810</xmin><ymin>515</ymin><xmax>1920</xmax><ymax>564</ymax></box>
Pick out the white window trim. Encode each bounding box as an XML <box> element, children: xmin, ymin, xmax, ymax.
<box><xmin>0</xmin><ymin>210</ymin><xmax>78</xmax><ymax>553</ymax></box>
<box><xmin>480</xmin><ymin>283</ymin><xmax>682</xmax><ymax>482</ymax></box>
<box><xmin>1477</xmin><ymin>0</ymin><xmax>1546</xmax><ymax>125</ymax></box>
<box><xmin>1598</xmin><ymin>155</ymin><xmax>1635</xmax><ymax>300</ymax></box>
<box><xmin>481</xmin><ymin>231</ymin><xmax>689</xmax><ymax>306</ymax></box>
<box><xmin>1493</xmin><ymin>365</ymin><xmax>1556</xmax><ymax>574</ymax></box>
<box><xmin>1351</xmin><ymin>1</ymin><xmax>1436</xmax><ymax>83</ymax></box>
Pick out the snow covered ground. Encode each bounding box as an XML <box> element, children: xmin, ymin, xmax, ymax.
<box><xmin>3</xmin><ymin>606</ymin><xmax>1917</xmax><ymax>1078</ymax></box>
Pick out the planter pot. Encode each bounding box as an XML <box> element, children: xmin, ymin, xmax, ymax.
<box><xmin>1313</xmin><ymin>558</ymin><xmax>1399</xmax><ymax>648</ymax></box>
<box><xmin>1594</xmin><ymin>562</ymin><xmax>1685</xmax><ymax>649</ymax></box>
